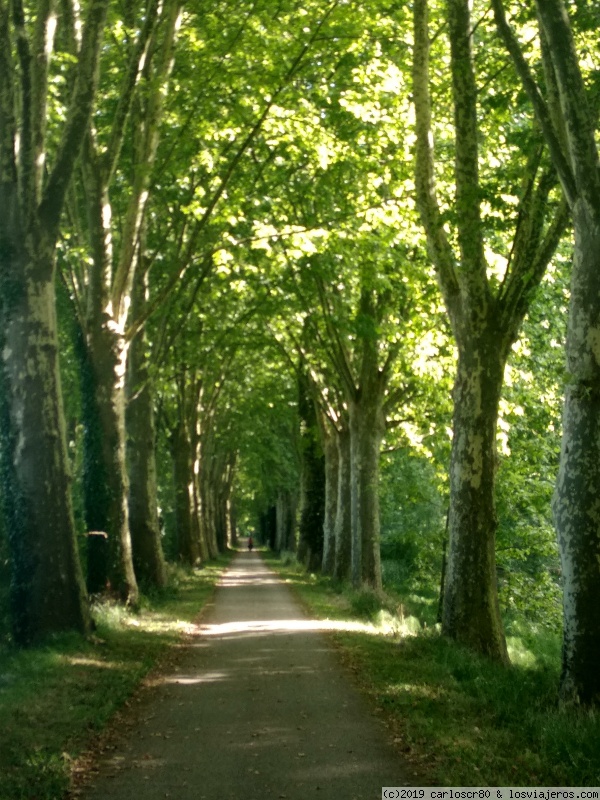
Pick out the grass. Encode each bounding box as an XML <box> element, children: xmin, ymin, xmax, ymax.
<box><xmin>264</xmin><ymin>553</ymin><xmax>600</xmax><ymax>787</ymax></box>
<box><xmin>0</xmin><ymin>555</ymin><xmax>233</xmax><ymax>800</ymax></box>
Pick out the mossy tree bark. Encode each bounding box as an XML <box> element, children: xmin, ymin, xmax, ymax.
<box><xmin>413</xmin><ymin>0</ymin><xmax>568</xmax><ymax>662</ymax></box>
<box><xmin>0</xmin><ymin>0</ymin><xmax>110</xmax><ymax>642</ymax></box>
<box><xmin>126</xmin><ymin>266</ymin><xmax>167</xmax><ymax>589</ymax></box>
<box><xmin>169</xmin><ymin>418</ymin><xmax>200</xmax><ymax>566</ymax></box>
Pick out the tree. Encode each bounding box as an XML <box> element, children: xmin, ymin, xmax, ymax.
<box><xmin>126</xmin><ymin>263</ymin><xmax>167</xmax><ymax>588</ymax></box>
<box><xmin>493</xmin><ymin>0</ymin><xmax>600</xmax><ymax>704</ymax></box>
<box><xmin>63</xmin><ymin>0</ymin><xmax>181</xmax><ymax>602</ymax></box>
<box><xmin>0</xmin><ymin>0</ymin><xmax>110</xmax><ymax>642</ymax></box>
<box><xmin>412</xmin><ymin>0</ymin><xmax>568</xmax><ymax>661</ymax></box>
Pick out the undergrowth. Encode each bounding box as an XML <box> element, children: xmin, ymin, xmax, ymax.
<box><xmin>264</xmin><ymin>552</ymin><xmax>600</xmax><ymax>787</ymax></box>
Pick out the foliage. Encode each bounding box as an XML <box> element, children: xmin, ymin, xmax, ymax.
<box><xmin>495</xmin><ymin>257</ymin><xmax>570</xmax><ymax>630</ymax></box>
<box><xmin>380</xmin><ymin>448</ymin><xmax>447</xmax><ymax>591</ymax></box>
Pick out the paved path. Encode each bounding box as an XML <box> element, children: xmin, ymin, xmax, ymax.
<box><xmin>81</xmin><ymin>551</ymin><xmax>411</xmax><ymax>799</ymax></box>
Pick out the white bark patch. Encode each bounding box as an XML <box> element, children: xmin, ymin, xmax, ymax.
<box><xmin>45</xmin><ymin>14</ymin><xmax>57</xmax><ymax>57</ymax></box>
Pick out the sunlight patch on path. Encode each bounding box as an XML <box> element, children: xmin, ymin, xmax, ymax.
<box><xmin>196</xmin><ymin>618</ymin><xmax>378</xmax><ymax>637</ymax></box>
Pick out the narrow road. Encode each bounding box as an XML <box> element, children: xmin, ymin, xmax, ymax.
<box><xmin>81</xmin><ymin>551</ymin><xmax>412</xmax><ymax>799</ymax></box>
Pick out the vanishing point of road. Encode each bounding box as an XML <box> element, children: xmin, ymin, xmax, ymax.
<box><xmin>80</xmin><ymin>550</ymin><xmax>414</xmax><ymax>800</ymax></box>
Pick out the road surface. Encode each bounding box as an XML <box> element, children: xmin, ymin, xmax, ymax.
<box><xmin>80</xmin><ymin>550</ymin><xmax>412</xmax><ymax>799</ymax></box>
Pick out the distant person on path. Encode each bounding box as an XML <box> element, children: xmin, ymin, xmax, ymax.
<box><xmin>248</xmin><ymin>535</ymin><xmax>254</xmax><ymax>551</ymax></box>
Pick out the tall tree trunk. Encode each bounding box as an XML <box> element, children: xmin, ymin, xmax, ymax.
<box><xmin>75</xmin><ymin>0</ymin><xmax>180</xmax><ymax>601</ymax></box>
<box><xmin>80</xmin><ymin>160</ymin><xmax>138</xmax><ymax>603</ymax></box>
<box><xmin>83</xmin><ymin>319</ymin><xmax>137</xmax><ymax>602</ymax></box>
<box><xmin>552</xmin><ymin>201</ymin><xmax>600</xmax><ymax>704</ymax></box>
<box><xmin>227</xmin><ymin>496</ymin><xmax>237</xmax><ymax>548</ymax></box>
<box><xmin>193</xmin><ymin>471</ymin><xmax>210</xmax><ymax>562</ymax></box>
<box><xmin>414</xmin><ymin>0</ymin><xmax>566</xmax><ymax>663</ymax></box>
<box><xmin>297</xmin><ymin>372</ymin><xmax>325</xmax><ymax>570</ymax></box>
<box><xmin>349</xmin><ymin>395</ymin><xmax>384</xmax><ymax>591</ymax></box>
<box><xmin>169</xmin><ymin>420</ymin><xmax>200</xmax><ymax>566</ymax></box>
<box><xmin>276</xmin><ymin>490</ymin><xmax>297</xmax><ymax>553</ymax></box>
<box><xmin>0</xmin><ymin>246</ymin><xmax>90</xmax><ymax>642</ymax></box>
<box><xmin>321</xmin><ymin>424</ymin><xmax>339</xmax><ymax>575</ymax></box>
<box><xmin>0</xmin><ymin>0</ymin><xmax>109</xmax><ymax>643</ymax></box>
<box><xmin>199</xmin><ymin>464</ymin><xmax>219</xmax><ymax>559</ymax></box>
<box><xmin>333</xmin><ymin>425</ymin><xmax>352</xmax><ymax>582</ymax></box>
<box><xmin>492</xmin><ymin>0</ymin><xmax>600</xmax><ymax>703</ymax></box>
<box><xmin>442</xmin><ymin>339</ymin><xmax>508</xmax><ymax>662</ymax></box>
<box><xmin>126</xmin><ymin>290</ymin><xmax>167</xmax><ymax>589</ymax></box>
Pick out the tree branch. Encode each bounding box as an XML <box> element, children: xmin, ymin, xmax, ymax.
<box><xmin>101</xmin><ymin>0</ymin><xmax>162</xmax><ymax>185</ymax></box>
<box><xmin>491</xmin><ymin>0</ymin><xmax>577</xmax><ymax>206</ymax></box>
<box><xmin>535</xmin><ymin>0</ymin><xmax>600</xmax><ymax>208</ymax></box>
<box><xmin>412</xmin><ymin>0</ymin><xmax>460</xmax><ymax>323</ymax></box>
<box><xmin>40</xmin><ymin>0</ymin><xmax>110</xmax><ymax>235</ymax></box>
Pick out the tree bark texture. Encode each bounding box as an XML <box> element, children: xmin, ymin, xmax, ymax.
<box><xmin>442</xmin><ymin>340</ymin><xmax>508</xmax><ymax>661</ymax></box>
<box><xmin>297</xmin><ymin>372</ymin><xmax>325</xmax><ymax>571</ymax></box>
<box><xmin>0</xmin><ymin>247</ymin><xmax>90</xmax><ymax>642</ymax></box>
<box><xmin>552</xmin><ymin>201</ymin><xmax>600</xmax><ymax>704</ymax></box>
<box><xmin>169</xmin><ymin>420</ymin><xmax>200</xmax><ymax>566</ymax></box>
<box><xmin>0</xmin><ymin>0</ymin><xmax>110</xmax><ymax>641</ymax></box>
<box><xmin>81</xmin><ymin>316</ymin><xmax>138</xmax><ymax>602</ymax></box>
<box><xmin>321</xmin><ymin>424</ymin><xmax>340</xmax><ymax>575</ymax></box>
<box><xmin>349</xmin><ymin>396</ymin><xmax>384</xmax><ymax>592</ymax></box>
<box><xmin>126</xmin><ymin>308</ymin><xmax>167</xmax><ymax>589</ymax></box>
<box><xmin>276</xmin><ymin>490</ymin><xmax>298</xmax><ymax>552</ymax></box>
<box><xmin>333</xmin><ymin>425</ymin><xmax>352</xmax><ymax>582</ymax></box>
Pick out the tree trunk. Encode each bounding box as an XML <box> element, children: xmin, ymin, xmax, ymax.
<box><xmin>200</xmin><ymin>468</ymin><xmax>219</xmax><ymax>559</ymax></box>
<box><xmin>82</xmin><ymin>320</ymin><xmax>138</xmax><ymax>603</ymax></box>
<box><xmin>126</xmin><ymin>307</ymin><xmax>167</xmax><ymax>590</ymax></box>
<box><xmin>492</xmin><ymin>0</ymin><xmax>600</xmax><ymax>701</ymax></box>
<box><xmin>170</xmin><ymin>421</ymin><xmax>200</xmax><ymax>566</ymax></box>
<box><xmin>79</xmin><ymin>156</ymin><xmax>138</xmax><ymax>603</ymax></box>
<box><xmin>333</xmin><ymin>425</ymin><xmax>352</xmax><ymax>582</ymax></box>
<box><xmin>297</xmin><ymin>371</ymin><xmax>325</xmax><ymax>569</ymax></box>
<box><xmin>552</xmin><ymin>200</ymin><xmax>600</xmax><ymax>704</ymax></box>
<box><xmin>0</xmin><ymin>246</ymin><xmax>90</xmax><ymax>642</ymax></box>
<box><xmin>442</xmin><ymin>339</ymin><xmax>509</xmax><ymax>663</ymax></box>
<box><xmin>349</xmin><ymin>397</ymin><xmax>384</xmax><ymax>591</ymax></box>
<box><xmin>227</xmin><ymin>496</ymin><xmax>238</xmax><ymax>548</ymax></box>
<box><xmin>193</xmin><ymin>470</ymin><xmax>210</xmax><ymax>562</ymax></box>
<box><xmin>321</xmin><ymin>423</ymin><xmax>339</xmax><ymax>575</ymax></box>
<box><xmin>0</xmin><ymin>0</ymin><xmax>109</xmax><ymax>643</ymax></box>
<box><xmin>276</xmin><ymin>490</ymin><xmax>297</xmax><ymax>553</ymax></box>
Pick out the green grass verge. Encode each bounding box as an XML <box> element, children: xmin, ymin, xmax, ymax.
<box><xmin>0</xmin><ymin>555</ymin><xmax>233</xmax><ymax>800</ymax></box>
<box><xmin>265</xmin><ymin>553</ymin><xmax>600</xmax><ymax>787</ymax></box>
